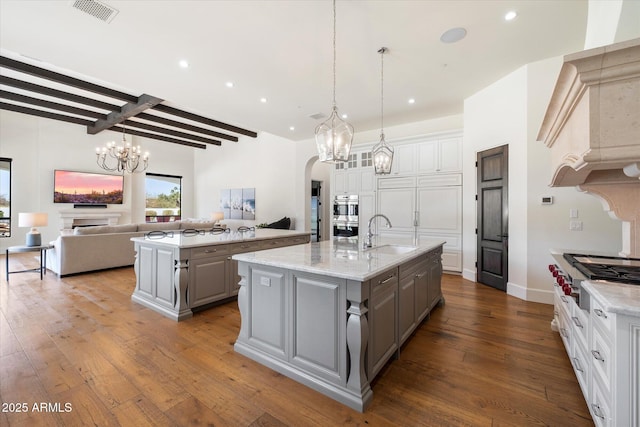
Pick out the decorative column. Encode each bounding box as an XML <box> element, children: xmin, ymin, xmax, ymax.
<box><xmin>173</xmin><ymin>257</ymin><xmax>191</xmax><ymax>320</ymax></box>
<box><xmin>345</xmin><ymin>279</ymin><xmax>372</xmax><ymax>406</ymax></box>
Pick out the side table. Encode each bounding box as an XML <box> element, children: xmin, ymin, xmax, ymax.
<box><xmin>5</xmin><ymin>244</ymin><xmax>54</xmax><ymax>281</ymax></box>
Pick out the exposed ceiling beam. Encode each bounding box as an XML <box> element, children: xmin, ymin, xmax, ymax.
<box><xmin>0</xmin><ymin>55</ymin><xmax>137</xmax><ymax>103</ymax></box>
<box><xmin>136</xmin><ymin>112</ymin><xmax>238</xmax><ymax>142</ymax></box>
<box><xmin>87</xmin><ymin>94</ymin><xmax>164</xmax><ymax>135</ymax></box>
<box><xmin>111</xmin><ymin>125</ymin><xmax>207</xmax><ymax>150</ymax></box>
<box><xmin>0</xmin><ymin>75</ymin><xmax>119</xmax><ymax>111</ymax></box>
<box><xmin>0</xmin><ymin>90</ymin><xmax>107</xmax><ymax>120</ymax></box>
<box><xmin>154</xmin><ymin>104</ymin><xmax>258</xmax><ymax>138</ymax></box>
<box><xmin>122</xmin><ymin>120</ymin><xmax>221</xmax><ymax>146</ymax></box>
<box><xmin>0</xmin><ymin>102</ymin><xmax>94</xmax><ymax>126</ymax></box>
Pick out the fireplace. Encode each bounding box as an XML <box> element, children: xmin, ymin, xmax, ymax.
<box><xmin>537</xmin><ymin>38</ymin><xmax>640</xmax><ymax>257</ymax></box>
<box><xmin>59</xmin><ymin>209</ymin><xmax>124</xmax><ymax>232</ymax></box>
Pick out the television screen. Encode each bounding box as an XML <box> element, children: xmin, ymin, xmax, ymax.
<box><xmin>54</xmin><ymin>170</ymin><xmax>124</xmax><ymax>204</ymax></box>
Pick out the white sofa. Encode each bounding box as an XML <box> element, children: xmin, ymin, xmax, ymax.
<box><xmin>47</xmin><ymin>220</ymin><xmax>214</xmax><ymax>276</ymax></box>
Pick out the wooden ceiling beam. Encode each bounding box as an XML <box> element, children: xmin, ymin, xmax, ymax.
<box><xmin>0</xmin><ymin>102</ymin><xmax>94</xmax><ymax>126</ymax></box>
<box><xmin>137</xmin><ymin>112</ymin><xmax>238</xmax><ymax>142</ymax></box>
<box><xmin>110</xmin><ymin>125</ymin><xmax>207</xmax><ymax>149</ymax></box>
<box><xmin>0</xmin><ymin>75</ymin><xmax>119</xmax><ymax>111</ymax></box>
<box><xmin>154</xmin><ymin>104</ymin><xmax>258</xmax><ymax>138</ymax></box>
<box><xmin>87</xmin><ymin>94</ymin><xmax>163</xmax><ymax>135</ymax></box>
<box><xmin>0</xmin><ymin>55</ymin><xmax>137</xmax><ymax>103</ymax></box>
<box><xmin>0</xmin><ymin>90</ymin><xmax>107</xmax><ymax>120</ymax></box>
<box><xmin>123</xmin><ymin>120</ymin><xmax>221</xmax><ymax>146</ymax></box>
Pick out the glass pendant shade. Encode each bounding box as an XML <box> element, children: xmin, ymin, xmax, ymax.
<box><xmin>373</xmin><ymin>133</ymin><xmax>394</xmax><ymax>174</ymax></box>
<box><xmin>315</xmin><ymin>106</ymin><xmax>354</xmax><ymax>163</ymax></box>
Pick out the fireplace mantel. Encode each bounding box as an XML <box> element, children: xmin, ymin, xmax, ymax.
<box><xmin>59</xmin><ymin>209</ymin><xmax>125</xmax><ymax>231</ymax></box>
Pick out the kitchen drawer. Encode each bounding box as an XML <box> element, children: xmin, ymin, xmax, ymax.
<box><xmin>399</xmin><ymin>255</ymin><xmax>427</xmax><ymax>279</ymax></box>
<box><xmin>571</xmin><ymin>305</ymin><xmax>589</xmax><ymax>351</ymax></box>
<box><xmin>572</xmin><ymin>336</ymin><xmax>590</xmax><ymax>398</ymax></box>
<box><xmin>230</xmin><ymin>241</ymin><xmax>262</xmax><ymax>254</ymax></box>
<box><xmin>591</xmin><ymin>298</ymin><xmax>614</xmax><ymax>336</ymax></box>
<box><xmin>555</xmin><ymin>291</ymin><xmax>571</xmax><ymax>319</ymax></box>
<box><xmin>283</xmin><ymin>235</ymin><xmax>310</xmax><ymax>246</ymax></box>
<box><xmin>191</xmin><ymin>244</ymin><xmax>230</xmax><ymax>259</ymax></box>
<box><xmin>590</xmin><ymin>374</ymin><xmax>612</xmax><ymax>427</ymax></box>
<box><xmin>590</xmin><ymin>325</ymin><xmax>612</xmax><ymax>393</ymax></box>
<box><xmin>558</xmin><ymin>309</ymin><xmax>572</xmax><ymax>353</ymax></box>
<box><xmin>371</xmin><ymin>268</ymin><xmax>398</xmax><ymax>297</ymax></box>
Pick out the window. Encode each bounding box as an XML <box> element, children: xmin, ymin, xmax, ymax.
<box><xmin>145</xmin><ymin>173</ymin><xmax>182</xmax><ymax>223</ymax></box>
<box><xmin>361</xmin><ymin>151</ymin><xmax>372</xmax><ymax>167</ymax></box>
<box><xmin>0</xmin><ymin>158</ymin><xmax>11</xmax><ymax>237</ymax></box>
<box><xmin>347</xmin><ymin>154</ymin><xmax>357</xmax><ymax>168</ymax></box>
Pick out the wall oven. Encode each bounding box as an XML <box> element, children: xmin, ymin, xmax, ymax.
<box><xmin>333</xmin><ymin>195</ymin><xmax>359</xmax><ymax>237</ymax></box>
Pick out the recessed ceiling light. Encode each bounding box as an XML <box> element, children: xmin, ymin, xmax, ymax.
<box><xmin>440</xmin><ymin>27</ymin><xmax>467</xmax><ymax>44</ymax></box>
<box><xmin>289</xmin><ymin>126</ymin><xmax>295</xmax><ymax>131</ymax></box>
<box><xmin>225</xmin><ymin>82</ymin><xmax>234</xmax><ymax>88</ymax></box>
<box><xmin>505</xmin><ymin>11</ymin><xmax>517</xmax><ymax>21</ymax></box>
<box><xmin>341</xmin><ymin>113</ymin><xmax>348</xmax><ymax>119</ymax></box>
<box><xmin>178</xmin><ymin>60</ymin><xmax>189</xmax><ymax>68</ymax></box>
<box><xmin>260</xmin><ymin>97</ymin><xmax>267</xmax><ymax>103</ymax></box>
<box><xmin>408</xmin><ymin>98</ymin><xmax>416</xmax><ymax>104</ymax></box>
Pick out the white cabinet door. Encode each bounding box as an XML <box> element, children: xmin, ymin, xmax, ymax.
<box><xmin>333</xmin><ymin>170</ymin><xmax>346</xmax><ymax>194</ymax></box>
<box><xmin>377</xmin><ymin>187</ymin><xmax>415</xmax><ymax>232</ymax></box>
<box><xmin>391</xmin><ymin>144</ymin><xmax>416</xmax><ymax>176</ymax></box>
<box><xmin>416</xmin><ymin>186</ymin><xmax>462</xmax><ymax>233</ymax></box>
<box><xmin>417</xmin><ymin>141</ymin><xmax>438</xmax><ymax>174</ymax></box>
<box><xmin>345</xmin><ymin>170</ymin><xmax>360</xmax><ymax>194</ymax></box>
<box><xmin>438</xmin><ymin>137</ymin><xmax>462</xmax><ymax>173</ymax></box>
<box><xmin>358</xmin><ymin>192</ymin><xmax>376</xmax><ymax>234</ymax></box>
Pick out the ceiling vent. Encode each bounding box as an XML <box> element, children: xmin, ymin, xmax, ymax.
<box><xmin>309</xmin><ymin>113</ymin><xmax>326</xmax><ymax>120</ymax></box>
<box><xmin>71</xmin><ymin>0</ymin><xmax>119</xmax><ymax>23</ymax></box>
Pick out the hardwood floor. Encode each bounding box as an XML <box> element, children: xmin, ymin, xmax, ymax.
<box><xmin>1</xmin><ymin>253</ymin><xmax>593</xmax><ymax>426</ymax></box>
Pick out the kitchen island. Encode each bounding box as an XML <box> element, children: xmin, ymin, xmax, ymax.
<box><xmin>233</xmin><ymin>237</ymin><xmax>445</xmax><ymax>412</ymax></box>
<box><xmin>130</xmin><ymin>229</ymin><xmax>310</xmax><ymax>321</ymax></box>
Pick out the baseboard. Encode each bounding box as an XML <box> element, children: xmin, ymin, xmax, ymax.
<box><xmin>462</xmin><ymin>268</ymin><xmax>476</xmax><ymax>282</ymax></box>
<box><xmin>507</xmin><ymin>281</ymin><xmax>554</xmax><ymax>305</ymax></box>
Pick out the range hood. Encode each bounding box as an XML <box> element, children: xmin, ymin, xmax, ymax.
<box><xmin>537</xmin><ymin>38</ymin><xmax>640</xmax><ymax>257</ymax></box>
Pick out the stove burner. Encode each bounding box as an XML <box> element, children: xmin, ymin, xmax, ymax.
<box><xmin>563</xmin><ymin>253</ymin><xmax>640</xmax><ymax>285</ymax></box>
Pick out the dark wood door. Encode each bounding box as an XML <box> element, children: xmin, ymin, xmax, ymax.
<box><xmin>477</xmin><ymin>145</ymin><xmax>508</xmax><ymax>291</ymax></box>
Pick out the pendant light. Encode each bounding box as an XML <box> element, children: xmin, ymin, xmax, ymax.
<box><xmin>315</xmin><ymin>0</ymin><xmax>354</xmax><ymax>163</ymax></box>
<box><xmin>373</xmin><ymin>47</ymin><xmax>393</xmax><ymax>175</ymax></box>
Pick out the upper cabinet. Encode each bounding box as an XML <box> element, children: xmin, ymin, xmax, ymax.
<box><xmin>389</xmin><ymin>137</ymin><xmax>462</xmax><ymax>176</ymax></box>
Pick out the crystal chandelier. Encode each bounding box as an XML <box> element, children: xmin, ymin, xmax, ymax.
<box><xmin>314</xmin><ymin>0</ymin><xmax>354</xmax><ymax>163</ymax></box>
<box><xmin>372</xmin><ymin>47</ymin><xmax>394</xmax><ymax>175</ymax></box>
<box><xmin>96</xmin><ymin>122</ymin><xmax>149</xmax><ymax>173</ymax></box>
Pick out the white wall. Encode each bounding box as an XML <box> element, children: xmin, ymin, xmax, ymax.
<box><xmin>462</xmin><ymin>57</ymin><xmax>622</xmax><ymax>304</ymax></box>
<box><xmin>0</xmin><ymin>110</ymin><xmax>195</xmax><ymax>250</ymax></box>
<box><xmin>193</xmin><ymin>131</ymin><xmax>297</xmax><ymax>226</ymax></box>
<box><xmin>584</xmin><ymin>0</ymin><xmax>640</xmax><ymax>49</ymax></box>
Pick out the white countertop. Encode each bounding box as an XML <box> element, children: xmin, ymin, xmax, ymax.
<box><xmin>582</xmin><ymin>280</ymin><xmax>640</xmax><ymax>317</ymax></box>
<box><xmin>131</xmin><ymin>229</ymin><xmax>309</xmax><ymax>249</ymax></box>
<box><xmin>232</xmin><ymin>237</ymin><xmax>446</xmax><ymax>282</ymax></box>
<box><xmin>550</xmin><ymin>249</ymin><xmax>640</xmax><ymax>317</ymax></box>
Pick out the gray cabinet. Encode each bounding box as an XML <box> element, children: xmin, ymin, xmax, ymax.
<box><xmin>369</xmin><ymin>268</ymin><xmax>399</xmax><ymax>379</ymax></box>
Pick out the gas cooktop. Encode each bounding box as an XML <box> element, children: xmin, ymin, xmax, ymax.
<box><xmin>563</xmin><ymin>253</ymin><xmax>640</xmax><ymax>285</ymax></box>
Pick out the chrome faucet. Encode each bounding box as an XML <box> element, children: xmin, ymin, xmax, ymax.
<box><xmin>363</xmin><ymin>214</ymin><xmax>392</xmax><ymax>248</ymax></box>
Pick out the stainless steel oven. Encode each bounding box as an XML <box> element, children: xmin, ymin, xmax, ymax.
<box><xmin>333</xmin><ymin>195</ymin><xmax>359</xmax><ymax>237</ymax></box>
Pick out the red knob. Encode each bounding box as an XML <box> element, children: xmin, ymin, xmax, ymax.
<box><xmin>563</xmin><ymin>286</ymin><xmax>572</xmax><ymax>296</ymax></box>
<box><xmin>557</xmin><ymin>276</ymin><xmax>565</xmax><ymax>286</ymax></box>
<box><xmin>553</xmin><ymin>270</ymin><xmax>559</xmax><ymax>277</ymax></box>
<box><xmin>548</xmin><ymin>264</ymin><xmax>556</xmax><ymax>272</ymax></box>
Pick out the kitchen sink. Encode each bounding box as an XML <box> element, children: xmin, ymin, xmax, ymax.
<box><xmin>365</xmin><ymin>244</ymin><xmax>417</xmax><ymax>255</ymax></box>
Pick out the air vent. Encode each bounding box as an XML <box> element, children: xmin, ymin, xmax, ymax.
<box><xmin>71</xmin><ymin>0</ymin><xmax>119</xmax><ymax>23</ymax></box>
<box><xmin>309</xmin><ymin>113</ymin><xmax>326</xmax><ymax>120</ymax></box>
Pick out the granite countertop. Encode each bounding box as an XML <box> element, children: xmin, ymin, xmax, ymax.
<box><xmin>232</xmin><ymin>237</ymin><xmax>446</xmax><ymax>282</ymax></box>
<box><xmin>130</xmin><ymin>229</ymin><xmax>310</xmax><ymax>249</ymax></box>
<box><xmin>581</xmin><ymin>280</ymin><xmax>640</xmax><ymax>317</ymax></box>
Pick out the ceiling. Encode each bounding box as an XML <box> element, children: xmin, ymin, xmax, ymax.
<box><xmin>0</xmin><ymin>0</ymin><xmax>589</xmax><ymax>144</ymax></box>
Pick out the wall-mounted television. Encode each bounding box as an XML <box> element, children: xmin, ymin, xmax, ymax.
<box><xmin>54</xmin><ymin>170</ymin><xmax>124</xmax><ymax>204</ymax></box>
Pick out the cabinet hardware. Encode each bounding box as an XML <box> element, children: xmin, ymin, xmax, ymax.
<box><xmin>560</xmin><ymin>328</ymin><xmax>568</xmax><ymax>338</ymax></box>
<box><xmin>571</xmin><ymin>317</ymin><xmax>583</xmax><ymax>328</ymax></box>
<box><xmin>378</xmin><ymin>274</ymin><xmax>395</xmax><ymax>285</ymax></box>
<box><xmin>591</xmin><ymin>350</ymin><xmax>605</xmax><ymax>362</ymax></box>
<box><xmin>204</xmin><ymin>249</ymin><xmax>217</xmax><ymax>253</ymax></box>
<box><xmin>594</xmin><ymin>308</ymin><xmax>608</xmax><ymax>319</ymax></box>
<box><xmin>591</xmin><ymin>403</ymin><xmax>605</xmax><ymax>419</ymax></box>
<box><xmin>572</xmin><ymin>357</ymin><xmax>584</xmax><ymax>373</ymax></box>
<box><xmin>560</xmin><ymin>296</ymin><xmax>568</xmax><ymax>304</ymax></box>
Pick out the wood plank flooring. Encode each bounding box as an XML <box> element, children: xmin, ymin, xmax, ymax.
<box><xmin>1</xmin><ymin>253</ymin><xmax>593</xmax><ymax>426</ymax></box>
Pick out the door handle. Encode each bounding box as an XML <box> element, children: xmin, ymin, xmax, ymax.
<box><xmin>496</xmin><ymin>234</ymin><xmax>509</xmax><ymax>238</ymax></box>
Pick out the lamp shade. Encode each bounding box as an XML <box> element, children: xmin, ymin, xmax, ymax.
<box><xmin>18</xmin><ymin>212</ymin><xmax>48</xmax><ymax>228</ymax></box>
<box><xmin>211</xmin><ymin>212</ymin><xmax>224</xmax><ymax>222</ymax></box>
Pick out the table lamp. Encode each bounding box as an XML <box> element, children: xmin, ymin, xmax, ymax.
<box><xmin>211</xmin><ymin>211</ymin><xmax>225</xmax><ymax>227</ymax></box>
<box><xmin>18</xmin><ymin>212</ymin><xmax>48</xmax><ymax>246</ymax></box>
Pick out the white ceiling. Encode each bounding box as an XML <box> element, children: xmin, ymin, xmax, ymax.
<box><xmin>0</xmin><ymin>0</ymin><xmax>588</xmax><ymax>143</ymax></box>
